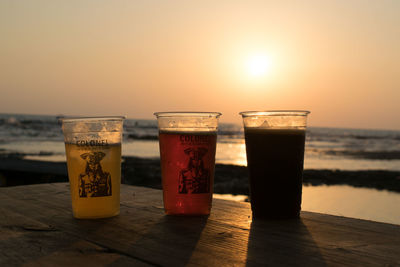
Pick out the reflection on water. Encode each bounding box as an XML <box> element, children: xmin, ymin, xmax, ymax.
<box><xmin>215</xmin><ymin>185</ymin><xmax>400</xmax><ymax>225</ymax></box>
<box><xmin>215</xmin><ymin>142</ymin><xmax>247</xmax><ymax>166</ymax></box>
<box><xmin>302</xmin><ymin>185</ymin><xmax>400</xmax><ymax>225</ymax></box>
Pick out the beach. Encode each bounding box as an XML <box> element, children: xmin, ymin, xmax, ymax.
<box><xmin>1</xmin><ymin>154</ymin><xmax>399</xmax><ymax>194</ymax></box>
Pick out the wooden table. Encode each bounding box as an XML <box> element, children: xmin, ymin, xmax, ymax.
<box><xmin>0</xmin><ymin>183</ymin><xmax>399</xmax><ymax>266</ymax></box>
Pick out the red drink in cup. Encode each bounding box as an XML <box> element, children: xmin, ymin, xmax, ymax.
<box><xmin>159</xmin><ymin>131</ymin><xmax>217</xmax><ymax>215</ymax></box>
<box><xmin>155</xmin><ymin>112</ymin><xmax>221</xmax><ymax>215</ymax></box>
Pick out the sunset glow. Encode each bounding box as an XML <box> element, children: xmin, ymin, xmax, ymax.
<box><xmin>245</xmin><ymin>53</ymin><xmax>273</xmax><ymax>78</ymax></box>
<box><xmin>0</xmin><ymin>1</ymin><xmax>399</xmax><ymax>129</ymax></box>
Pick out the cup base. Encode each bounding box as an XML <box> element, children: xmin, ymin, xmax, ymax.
<box><xmin>164</xmin><ymin>209</ymin><xmax>210</xmax><ymax>216</ymax></box>
<box><xmin>165</xmin><ymin>212</ymin><xmax>210</xmax><ymax>216</ymax></box>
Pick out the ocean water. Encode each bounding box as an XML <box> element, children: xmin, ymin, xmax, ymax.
<box><xmin>1</xmin><ymin>113</ymin><xmax>400</xmax><ymax>171</ymax></box>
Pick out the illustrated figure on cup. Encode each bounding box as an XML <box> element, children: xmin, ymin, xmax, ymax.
<box><xmin>79</xmin><ymin>152</ymin><xmax>112</xmax><ymax>198</ymax></box>
<box><xmin>179</xmin><ymin>147</ymin><xmax>210</xmax><ymax>194</ymax></box>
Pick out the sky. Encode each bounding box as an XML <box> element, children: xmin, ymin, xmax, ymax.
<box><xmin>1</xmin><ymin>0</ymin><xmax>399</xmax><ymax>130</ymax></box>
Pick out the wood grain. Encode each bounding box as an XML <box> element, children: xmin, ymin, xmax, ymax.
<box><xmin>0</xmin><ymin>183</ymin><xmax>399</xmax><ymax>266</ymax></box>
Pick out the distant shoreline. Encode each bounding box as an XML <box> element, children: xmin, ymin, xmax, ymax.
<box><xmin>0</xmin><ymin>155</ymin><xmax>399</xmax><ymax>193</ymax></box>
<box><xmin>1</xmin><ymin>113</ymin><xmax>400</xmax><ymax>132</ymax></box>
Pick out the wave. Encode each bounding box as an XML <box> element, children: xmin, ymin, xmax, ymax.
<box><xmin>1</xmin><ymin>114</ymin><xmax>400</xmax><ymax>154</ymax></box>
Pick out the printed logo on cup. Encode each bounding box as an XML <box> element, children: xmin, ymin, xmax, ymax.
<box><xmin>179</xmin><ymin>134</ymin><xmax>212</xmax><ymax>145</ymax></box>
<box><xmin>76</xmin><ymin>139</ymin><xmax>109</xmax><ymax>147</ymax></box>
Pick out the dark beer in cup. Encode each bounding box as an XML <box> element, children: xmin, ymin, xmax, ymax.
<box><xmin>244</xmin><ymin>128</ymin><xmax>306</xmax><ymax>219</ymax></box>
<box><xmin>240</xmin><ymin>111</ymin><xmax>310</xmax><ymax>219</ymax></box>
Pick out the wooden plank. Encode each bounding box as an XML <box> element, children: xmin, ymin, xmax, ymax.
<box><xmin>0</xmin><ymin>207</ymin><xmax>151</xmax><ymax>266</ymax></box>
<box><xmin>0</xmin><ymin>183</ymin><xmax>399</xmax><ymax>266</ymax></box>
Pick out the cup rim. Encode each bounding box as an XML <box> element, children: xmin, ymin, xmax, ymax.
<box><xmin>239</xmin><ymin>110</ymin><xmax>310</xmax><ymax>117</ymax></box>
<box><xmin>59</xmin><ymin>116</ymin><xmax>126</xmax><ymax>123</ymax></box>
<box><xmin>154</xmin><ymin>111</ymin><xmax>222</xmax><ymax>118</ymax></box>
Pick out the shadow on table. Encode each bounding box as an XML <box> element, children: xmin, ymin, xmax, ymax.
<box><xmin>72</xmin><ymin>214</ymin><xmax>208</xmax><ymax>266</ymax></box>
<box><xmin>129</xmin><ymin>215</ymin><xmax>209</xmax><ymax>266</ymax></box>
<box><xmin>246</xmin><ymin>218</ymin><xmax>326</xmax><ymax>266</ymax></box>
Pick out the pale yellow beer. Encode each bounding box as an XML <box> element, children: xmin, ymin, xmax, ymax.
<box><xmin>65</xmin><ymin>143</ymin><xmax>121</xmax><ymax>219</ymax></box>
<box><xmin>61</xmin><ymin>116</ymin><xmax>124</xmax><ymax>219</ymax></box>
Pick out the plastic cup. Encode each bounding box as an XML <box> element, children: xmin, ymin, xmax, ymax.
<box><xmin>60</xmin><ymin>116</ymin><xmax>125</xmax><ymax>219</ymax></box>
<box><xmin>154</xmin><ymin>112</ymin><xmax>221</xmax><ymax>215</ymax></box>
<box><xmin>240</xmin><ymin>110</ymin><xmax>310</xmax><ymax>219</ymax></box>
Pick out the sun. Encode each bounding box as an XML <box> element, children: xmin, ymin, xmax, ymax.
<box><xmin>245</xmin><ymin>53</ymin><xmax>273</xmax><ymax>77</ymax></box>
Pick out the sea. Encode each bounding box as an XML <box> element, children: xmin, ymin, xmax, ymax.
<box><xmin>1</xmin><ymin>113</ymin><xmax>399</xmax><ymax>224</ymax></box>
<box><xmin>1</xmin><ymin>113</ymin><xmax>399</xmax><ymax>170</ymax></box>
